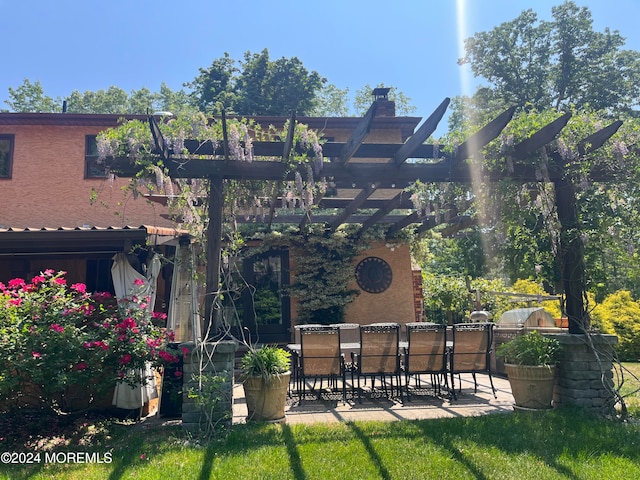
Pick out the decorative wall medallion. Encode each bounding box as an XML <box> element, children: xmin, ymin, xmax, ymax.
<box><xmin>355</xmin><ymin>256</ymin><xmax>392</xmax><ymax>293</ymax></box>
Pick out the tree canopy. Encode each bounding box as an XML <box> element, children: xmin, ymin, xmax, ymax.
<box><xmin>458</xmin><ymin>1</ymin><xmax>640</xmax><ymax>115</ymax></box>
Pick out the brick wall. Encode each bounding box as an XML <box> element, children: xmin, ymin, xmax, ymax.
<box><xmin>0</xmin><ymin>122</ymin><xmax>173</xmax><ymax>228</ymax></box>
<box><xmin>412</xmin><ymin>268</ymin><xmax>423</xmax><ymax>322</ymax></box>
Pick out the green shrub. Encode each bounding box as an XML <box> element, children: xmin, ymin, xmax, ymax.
<box><xmin>0</xmin><ymin>270</ymin><xmax>178</xmax><ymax>412</ymax></box>
<box><xmin>591</xmin><ymin>290</ymin><xmax>640</xmax><ymax>361</ymax></box>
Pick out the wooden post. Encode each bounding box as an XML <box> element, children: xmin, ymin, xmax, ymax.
<box><xmin>204</xmin><ymin>176</ymin><xmax>224</xmax><ymax>339</ymax></box>
<box><xmin>554</xmin><ymin>175</ymin><xmax>587</xmax><ymax>334</ymax></box>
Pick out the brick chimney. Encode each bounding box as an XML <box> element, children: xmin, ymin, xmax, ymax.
<box><xmin>372</xmin><ymin>87</ymin><xmax>395</xmax><ymax>117</ymax></box>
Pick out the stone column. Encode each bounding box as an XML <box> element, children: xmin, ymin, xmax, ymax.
<box><xmin>547</xmin><ymin>333</ymin><xmax>618</xmax><ymax>415</ymax></box>
<box><xmin>180</xmin><ymin>340</ymin><xmax>238</xmax><ymax>434</ymax></box>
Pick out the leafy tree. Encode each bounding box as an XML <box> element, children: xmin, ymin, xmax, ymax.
<box><xmin>4</xmin><ymin>79</ymin><xmax>62</xmax><ymax>112</ymax></box>
<box><xmin>309</xmin><ymin>83</ymin><xmax>351</xmax><ymax>117</ymax></box>
<box><xmin>185</xmin><ymin>52</ymin><xmax>238</xmax><ymax>113</ymax></box>
<box><xmin>353</xmin><ymin>83</ymin><xmax>416</xmax><ymax>116</ymax></box>
<box><xmin>186</xmin><ymin>49</ymin><xmax>326</xmax><ymax>116</ymax></box>
<box><xmin>5</xmin><ymin>78</ymin><xmax>190</xmax><ymax>115</ymax></box>
<box><xmin>458</xmin><ymin>1</ymin><xmax>640</xmax><ymax>114</ymax></box>
<box><xmin>66</xmin><ymin>86</ymin><xmax>131</xmax><ymax>114</ymax></box>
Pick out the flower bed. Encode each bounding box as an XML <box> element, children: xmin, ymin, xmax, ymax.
<box><xmin>0</xmin><ymin>270</ymin><xmax>181</xmax><ymax>413</ymax></box>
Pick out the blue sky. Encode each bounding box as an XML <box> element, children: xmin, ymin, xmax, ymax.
<box><xmin>2</xmin><ymin>0</ymin><xmax>640</xmax><ymax>133</ymax></box>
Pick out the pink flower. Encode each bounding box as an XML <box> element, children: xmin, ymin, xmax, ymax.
<box><xmin>71</xmin><ymin>283</ymin><xmax>87</xmax><ymax>293</ymax></box>
<box><xmin>133</xmin><ymin>278</ymin><xmax>146</xmax><ymax>286</ymax></box>
<box><xmin>9</xmin><ymin>298</ymin><xmax>21</xmax><ymax>306</ymax></box>
<box><xmin>53</xmin><ymin>278</ymin><xmax>66</xmax><ymax>285</ymax></box>
<box><xmin>92</xmin><ymin>292</ymin><xmax>112</xmax><ymax>302</ymax></box>
<box><xmin>8</xmin><ymin>278</ymin><xmax>26</xmax><ymax>289</ymax></box>
<box><xmin>152</xmin><ymin>312</ymin><xmax>168</xmax><ymax>321</ymax></box>
<box><xmin>49</xmin><ymin>324</ymin><xmax>64</xmax><ymax>333</ymax></box>
<box><xmin>31</xmin><ymin>275</ymin><xmax>46</xmax><ymax>285</ymax></box>
<box><xmin>118</xmin><ymin>354</ymin><xmax>132</xmax><ymax>365</ymax></box>
<box><xmin>75</xmin><ymin>362</ymin><xmax>87</xmax><ymax>371</ymax></box>
<box><xmin>116</xmin><ymin>317</ymin><xmax>137</xmax><ymax>331</ymax></box>
<box><xmin>118</xmin><ymin>371</ymin><xmax>125</xmax><ymax>379</ymax></box>
<box><xmin>158</xmin><ymin>351</ymin><xmax>179</xmax><ymax>363</ymax></box>
<box><xmin>181</xmin><ymin>347</ymin><xmax>189</xmax><ymax>356</ymax></box>
<box><xmin>44</xmin><ymin>269</ymin><xmax>54</xmax><ymax>275</ymax></box>
<box><xmin>174</xmin><ymin>371</ymin><xmax>183</xmax><ymax>378</ymax></box>
<box><xmin>32</xmin><ymin>351</ymin><xmax>41</xmax><ymax>359</ymax></box>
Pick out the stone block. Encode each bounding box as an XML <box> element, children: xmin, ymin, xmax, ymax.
<box><xmin>559</xmin><ymin>369</ymin><xmax>601</xmax><ymax>381</ymax></box>
<box><xmin>558</xmin><ymin>378</ymin><xmax>590</xmax><ymax>390</ymax></box>
<box><xmin>560</xmin><ymin>361</ymin><xmax>592</xmax><ymax>373</ymax></box>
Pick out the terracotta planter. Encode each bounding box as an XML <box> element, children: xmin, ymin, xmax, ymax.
<box><xmin>505</xmin><ymin>363</ymin><xmax>556</xmax><ymax>410</ymax></box>
<box><xmin>242</xmin><ymin>372</ymin><xmax>290</xmax><ymax>423</ymax></box>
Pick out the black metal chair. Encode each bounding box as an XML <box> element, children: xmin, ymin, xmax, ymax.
<box><xmin>352</xmin><ymin>323</ymin><xmax>402</xmax><ymax>402</ymax></box>
<box><xmin>298</xmin><ymin>325</ymin><xmax>346</xmax><ymax>403</ymax></box>
<box><xmin>449</xmin><ymin>322</ymin><xmax>497</xmax><ymax>399</ymax></box>
<box><xmin>403</xmin><ymin>323</ymin><xmax>448</xmax><ymax>398</ymax></box>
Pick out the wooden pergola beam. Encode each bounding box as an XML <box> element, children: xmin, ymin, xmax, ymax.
<box><xmin>267</xmin><ymin>111</ymin><xmax>296</xmax><ymax>229</ymax></box>
<box><xmin>393</xmin><ymin>98</ymin><xmax>450</xmax><ymax>165</ymax></box>
<box><xmin>512</xmin><ymin>113</ymin><xmax>572</xmax><ymax>160</ymax></box>
<box><xmin>357</xmin><ymin>192</ymin><xmax>406</xmax><ymax>236</ymax></box>
<box><xmin>451</xmin><ymin>106</ymin><xmax>517</xmax><ymax>164</ymax></box>
<box><xmin>329</xmin><ymin>183</ymin><xmax>378</xmax><ymax>231</ymax></box>
<box><xmin>387</xmin><ymin>211</ymin><xmax>422</xmax><ymax>235</ymax></box>
<box><xmin>149</xmin><ymin>116</ymin><xmax>170</xmax><ymax>161</ymax></box>
<box><xmin>338</xmin><ymin>102</ymin><xmax>377</xmax><ymax>164</ymax></box>
<box><xmin>578</xmin><ymin>121</ymin><xmax>623</xmax><ymax>156</ymax></box>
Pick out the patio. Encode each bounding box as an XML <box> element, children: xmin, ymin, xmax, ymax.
<box><xmin>232</xmin><ymin>373</ymin><xmax>514</xmax><ymax>425</ymax></box>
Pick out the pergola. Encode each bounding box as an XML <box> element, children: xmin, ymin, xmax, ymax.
<box><xmin>109</xmin><ymin>91</ymin><xmax>623</xmax><ymax>337</ymax></box>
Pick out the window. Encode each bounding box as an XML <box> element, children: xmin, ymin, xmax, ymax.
<box><xmin>86</xmin><ymin>258</ymin><xmax>115</xmax><ymax>293</ymax></box>
<box><xmin>84</xmin><ymin>135</ymin><xmax>108</xmax><ymax>178</ymax></box>
<box><xmin>0</xmin><ymin>134</ymin><xmax>14</xmax><ymax>178</ymax></box>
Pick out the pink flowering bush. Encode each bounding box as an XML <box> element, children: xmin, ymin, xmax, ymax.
<box><xmin>0</xmin><ymin>270</ymin><xmax>178</xmax><ymax>412</ymax></box>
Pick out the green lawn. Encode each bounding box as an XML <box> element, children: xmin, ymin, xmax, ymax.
<box><xmin>2</xmin><ymin>364</ymin><xmax>639</xmax><ymax>480</ymax></box>
<box><xmin>2</xmin><ymin>405</ymin><xmax>640</xmax><ymax>480</ymax></box>
<box><xmin>620</xmin><ymin>362</ymin><xmax>640</xmax><ymax>416</ymax></box>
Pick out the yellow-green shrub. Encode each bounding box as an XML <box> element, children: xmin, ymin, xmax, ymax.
<box><xmin>591</xmin><ymin>290</ymin><xmax>640</xmax><ymax>361</ymax></box>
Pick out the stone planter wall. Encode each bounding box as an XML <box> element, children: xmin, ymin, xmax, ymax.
<box><xmin>546</xmin><ymin>333</ymin><xmax>618</xmax><ymax>415</ymax></box>
<box><xmin>180</xmin><ymin>340</ymin><xmax>238</xmax><ymax>434</ymax></box>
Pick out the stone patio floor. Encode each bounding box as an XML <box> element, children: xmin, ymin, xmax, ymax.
<box><xmin>233</xmin><ymin>373</ymin><xmax>515</xmax><ymax>425</ymax></box>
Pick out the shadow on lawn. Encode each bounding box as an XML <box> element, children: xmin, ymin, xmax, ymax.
<box><xmin>415</xmin><ymin>406</ymin><xmax>640</xmax><ymax>478</ymax></box>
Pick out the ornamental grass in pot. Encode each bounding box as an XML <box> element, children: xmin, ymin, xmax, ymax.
<box><xmin>240</xmin><ymin>345</ymin><xmax>291</xmax><ymax>422</ymax></box>
<box><xmin>496</xmin><ymin>330</ymin><xmax>561</xmax><ymax>410</ymax></box>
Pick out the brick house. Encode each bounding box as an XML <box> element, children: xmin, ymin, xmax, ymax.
<box><xmin>0</xmin><ymin>101</ymin><xmax>425</xmax><ymax>344</ymax></box>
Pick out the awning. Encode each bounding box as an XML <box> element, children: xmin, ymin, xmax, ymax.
<box><xmin>0</xmin><ymin>225</ymin><xmax>191</xmax><ymax>256</ymax></box>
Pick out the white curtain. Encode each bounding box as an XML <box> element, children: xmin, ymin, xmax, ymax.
<box><xmin>167</xmin><ymin>242</ymin><xmax>201</xmax><ymax>343</ymax></box>
<box><xmin>111</xmin><ymin>252</ymin><xmax>161</xmax><ymax>410</ymax></box>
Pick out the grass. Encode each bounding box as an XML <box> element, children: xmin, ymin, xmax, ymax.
<box><xmin>619</xmin><ymin>362</ymin><xmax>640</xmax><ymax>416</ymax></box>
<box><xmin>1</xmin><ymin>364</ymin><xmax>639</xmax><ymax>479</ymax></box>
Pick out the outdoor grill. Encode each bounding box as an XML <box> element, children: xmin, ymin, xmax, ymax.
<box><xmin>491</xmin><ymin>307</ymin><xmax>563</xmax><ymax>375</ymax></box>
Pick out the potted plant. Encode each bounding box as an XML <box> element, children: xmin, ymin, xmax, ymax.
<box><xmin>240</xmin><ymin>345</ymin><xmax>291</xmax><ymax>422</ymax></box>
<box><xmin>496</xmin><ymin>330</ymin><xmax>561</xmax><ymax>410</ymax></box>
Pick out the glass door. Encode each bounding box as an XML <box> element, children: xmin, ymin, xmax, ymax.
<box><xmin>222</xmin><ymin>249</ymin><xmax>290</xmax><ymax>344</ymax></box>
